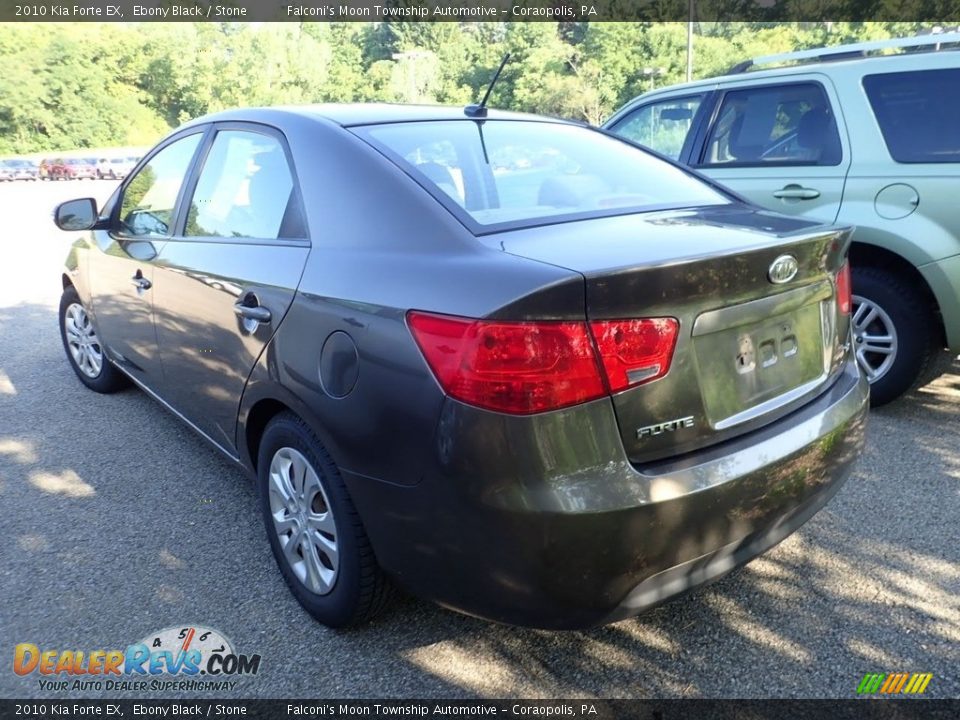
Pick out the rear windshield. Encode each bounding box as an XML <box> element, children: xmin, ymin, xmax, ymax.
<box><xmin>354</xmin><ymin>120</ymin><xmax>729</xmax><ymax>231</ymax></box>
<box><xmin>863</xmin><ymin>69</ymin><xmax>960</xmax><ymax>164</ymax></box>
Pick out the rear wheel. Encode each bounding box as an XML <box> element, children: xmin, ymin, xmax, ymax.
<box><xmin>851</xmin><ymin>266</ymin><xmax>941</xmax><ymax>406</ymax></box>
<box><xmin>59</xmin><ymin>286</ymin><xmax>129</xmax><ymax>393</ymax></box>
<box><xmin>257</xmin><ymin>412</ymin><xmax>392</xmax><ymax>627</ymax></box>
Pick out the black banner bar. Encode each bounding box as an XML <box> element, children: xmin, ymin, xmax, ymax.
<box><xmin>3</xmin><ymin>700</ymin><xmax>960</xmax><ymax>720</ymax></box>
<box><xmin>3</xmin><ymin>0</ymin><xmax>960</xmax><ymax>23</ymax></box>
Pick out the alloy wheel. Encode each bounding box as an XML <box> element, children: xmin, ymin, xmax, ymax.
<box><xmin>63</xmin><ymin>303</ymin><xmax>103</xmax><ymax>378</ymax></box>
<box><xmin>851</xmin><ymin>295</ymin><xmax>898</xmax><ymax>383</ymax></box>
<box><xmin>268</xmin><ymin>447</ymin><xmax>339</xmax><ymax>595</ymax></box>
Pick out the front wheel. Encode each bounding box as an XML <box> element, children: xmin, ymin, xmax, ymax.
<box><xmin>257</xmin><ymin>412</ymin><xmax>393</xmax><ymax>627</ymax></box>
<box><xmin>59</xmin><ymin>286</ymin><xmax>129</xmax><ymax>393</ymax></box>
<box><xmin>851</xmin><ymin>266</ymin><xmax>941</xmax><ymax>406</ymax></box>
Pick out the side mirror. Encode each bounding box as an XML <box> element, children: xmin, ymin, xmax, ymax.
<box><xmin>54</xmin><ymin>198</ymin><xmax>99</xmax><ymax>231</ymax></box>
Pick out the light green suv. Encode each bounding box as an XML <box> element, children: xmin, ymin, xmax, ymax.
<box><xmin>605</xmin><ymin>33</ymin><xmax>960</xmax><ymax>405</ymax></box>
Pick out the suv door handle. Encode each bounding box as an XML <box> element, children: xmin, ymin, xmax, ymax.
<box><xmin>233</xmin><ymin>303</ymin><xmax>271</xmax><ymax>324</ymax></box>
<box><xmin>773</xmin><ymin>185</ymin><xmax>821</xmax><ymax>200</ymax></box>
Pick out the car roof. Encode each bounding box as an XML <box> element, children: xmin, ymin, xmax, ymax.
<box><xmin>614</xmin><ymin>43</ymin><xmax>960</xmax><ymax>115</ymax></box>
<box><xmin>185</xmin><ymin>103</ymin><xmax>571</xmax><ymax>129</ymax></box>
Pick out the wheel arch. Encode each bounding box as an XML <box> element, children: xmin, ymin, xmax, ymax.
<box><xmin>238</xmin><ymin>384</ymin><xmax>345</xmax><ymax>481</ymax></box>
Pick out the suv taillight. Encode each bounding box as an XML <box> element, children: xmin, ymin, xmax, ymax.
<box><xmin>407</xmin><ymin>311</ymin><xmax>678</xmax><ymax>415</ymax></box>
<box><xmin>836</xmin><ymin>261</ymin><xmax>852</xmax><ymax>315</ymax></box>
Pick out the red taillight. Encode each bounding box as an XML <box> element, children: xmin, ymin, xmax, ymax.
<box><xmin>836</xmin><ymin>261</ymin><xmax>852</xmax><ymax>315</ymax></box>
<box><xmin>407</xmin><ymin>311</ymin><xmax>678</xmax><ymax>415</ymax></box>
<box><xmin>406</xmin><ymin>312</ymin><xmax>607</xmax><ymax>414</ymax></box>
<box><xmin>590</xmin><ymin>318</ymin><xmax>679</xmax><ymax>392</ymax></box>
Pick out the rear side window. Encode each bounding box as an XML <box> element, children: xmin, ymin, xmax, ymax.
<box><xmin>607</xmin><ymin>94</ymin><xmax>704</xmax><ymax>160</ymax></box>
<box><xmin>185</xmin><ymin>130</ymin><xmax>306</xmax><ymax>240</ymax></box>
<box><xmin>864</xmin><ymin>69</ymin><xmax>960</xmax><ymax>163</ymax></box>
<box><xmin>701</xmin><ymin>83</ymin><xmax>842</xmax><ymax>167</ymax></box>
<box><xmin>355</xmin><ymin>120</ymin><xmax>728</xmax><ymax>231</ymax></box>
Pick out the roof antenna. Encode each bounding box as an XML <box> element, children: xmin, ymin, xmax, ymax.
<box><xmin>465</xmin><ymin>53</ymin><xmax>510</xmax><ymax>118</ymax></box>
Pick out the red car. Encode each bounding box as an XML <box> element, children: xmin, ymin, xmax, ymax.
<box><xmin>48</xmin><ymin>158</ymin><xmax>98</xmax><ymax>180</ymax></box>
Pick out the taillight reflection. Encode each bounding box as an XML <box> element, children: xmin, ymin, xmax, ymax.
<box><xmin>836</xmin><ymin>261</ymin><xmax>852</xmax><ymax>315</ymax></box>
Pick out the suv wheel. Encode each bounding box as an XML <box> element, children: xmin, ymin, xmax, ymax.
<box><xmin>851</xmin><ymin>266</ymin><xmax>939</xmax><ymax>406</ymax></box>
<box><xmin>59</xmin><ymin>286</ymin><xmax>130</xmax><ymax>393</ymax></box>
<box><xmin>257</xmin><ymin>412</ymin><xmax>393</xmax><ymax>627</ymax></box>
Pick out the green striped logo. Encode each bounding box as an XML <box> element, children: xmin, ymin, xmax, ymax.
<box><xmin>857</xmin><ymin>673</ymin><xmax>933</xmax><ymax>694</ymax></box>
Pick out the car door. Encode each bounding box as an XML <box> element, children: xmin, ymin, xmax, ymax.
<box><xmin>690</xmin><ymin>77</ymin><xmax>850</xmax><ymax>223</ymax></box>
<box><xmin>152</xmin><ymin>123</ymin><xmax>310</xmax><ymax>454</ymax></box>
<box><xmin>88</xmin><ymin>131</ymin><xmax>205</xmax><ymax>388</ymax></box>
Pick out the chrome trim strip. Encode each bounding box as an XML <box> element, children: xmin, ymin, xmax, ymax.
<box><xmin>692</xmin><ymin>280</ymin><xmax>832</xmax><ymax>337</ymax></box>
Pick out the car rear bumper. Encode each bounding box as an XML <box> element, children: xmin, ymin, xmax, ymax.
<box><xmin>344</xmin><ymin>356</ymin><xmax>869</xmax><ymax>629</ymax></box>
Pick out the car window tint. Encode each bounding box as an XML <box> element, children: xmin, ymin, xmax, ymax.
<box><xmin>358</xmin><ymin>120</ymin><xmax>728</xmax><ymax>230</ymax></box>
<box><xmin>863</xmin><ymin>69</ymin><xmax>960</xmax><ymax>164</ymax></box>
<box><xmin>702</xmin><ymin>83</ymin><xmax>841</xmax><ymax>167</ymax></box>
<box><xmin>119</xmin><ymin>134</ymin><xmax>202</xmax><ymax>237</ymax></box>
<box><xmin>608</xmin><ymin>95</ymin><xmax>704</xmax><ymax>160</ymax></box>
<box><xmin>185</xmin><ymin>130</ymin><xmax>305</xmax><ymax>239</ymax></box>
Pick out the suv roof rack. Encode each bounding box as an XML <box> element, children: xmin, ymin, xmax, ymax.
<box><xmin>728</xmin><ymin>32</ymin><xmax>960</xmax><ymax>74</ymax></box>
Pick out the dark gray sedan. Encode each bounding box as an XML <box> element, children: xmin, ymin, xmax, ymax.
<box><xmin>54</xmin><ymin>105</ymin><xmax>868</xmax><ymax>629</ymax></box>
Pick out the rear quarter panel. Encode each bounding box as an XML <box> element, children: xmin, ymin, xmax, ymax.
<box><xmin>238</xmin><ymin>116</ymin><xmax>586</xmax><ymax>486</ymax></box>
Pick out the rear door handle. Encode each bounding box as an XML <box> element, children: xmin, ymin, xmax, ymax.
<box><xmin>773</xmin><ymin>185</ymin><xmax>821</xmax><ymax>200</ymax></box>
<box><xmin>233</xmin><ymin>303</ymin><xmax>271</xmax><ymax>324</ymax></box>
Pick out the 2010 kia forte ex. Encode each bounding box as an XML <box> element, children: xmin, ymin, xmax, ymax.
<box><xmin>54</xmin><ymin>104</ymin><xmax>869</xmax><ymax>629</ymax></box>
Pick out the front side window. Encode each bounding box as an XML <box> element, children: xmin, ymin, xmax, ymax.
<box><xmin>356</xmin><ymin>120</ymin><xmax>729</xmax><ymax>231</ymax></box>
<box><xmin>701</xmin><ymin>83</ymin><xmax>842</xmax><ymax>167</ymax></box>
<box><xmin>185</xmin><ymin>130</ymin><xmax>305</xmax><ymax>239</ymax></box>
<box><xmin>864</xmin><ymin>69</ymin><xmax>960</xmax><ymax>163</ymax></box>
<box><xmin>608</xmin><ymin>95</ymin><xmax>704</xmax><ymax>160</ymax></box>
<box><xmin>118</xmin><ymin>133</ymin><xmax>202</xmax><ymax>237</ymax></box>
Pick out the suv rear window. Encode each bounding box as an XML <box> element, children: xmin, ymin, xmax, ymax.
<box><xmin>864</xmin><ymin>69</ymin><xmax>960</xmax><ymax>164</ymax></box>
<box><xmin>354</xmin><ymin>120</ymin><xmax>728</xmax><ymax>232</ymax></box>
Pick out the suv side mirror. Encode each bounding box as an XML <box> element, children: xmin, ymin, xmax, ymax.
<box><xmin>54</xmin><ymin>198</ymin><xmax>99</xmax><ymax>231</ymax></box>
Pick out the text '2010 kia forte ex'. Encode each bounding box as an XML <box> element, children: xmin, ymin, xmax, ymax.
<box><xmin>54</xmin><ymin>104</ymin><xmax>868</xmax><ymax>629</ymax></box>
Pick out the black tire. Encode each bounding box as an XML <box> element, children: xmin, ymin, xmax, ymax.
<box><xmin>851</xmin><ymin>266</ymin><xmax>941</xmax><ymax>406</ymax></box>
<box><xmin>257</xmin><ymin>412</ymin><xmax>392</xmax><ymax>628</ymax></box>
<box><xmin>59</xmin><ymin>286</ymin><xmax>130</xmax><ymax>393</ymax></box>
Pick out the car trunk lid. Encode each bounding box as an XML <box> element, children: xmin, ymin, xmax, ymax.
<box><xmin>484</xmin><ymin>205</ymin><xmax>853</xmax><ymax>463</ymax></box>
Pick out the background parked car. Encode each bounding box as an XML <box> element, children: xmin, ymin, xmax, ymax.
<box><xmin>604</xmin><ymin>33</ymin><xmax>960</xmax><ymax>406</ymax></box>
<box><xmin>0</xmin><ymin>158</ymin><xmax>38</xmax><ymax>181</ymax></box>
<box><xmin>48</xmin><ymin>157</ymin><xmax>98</xmax><ymax>180</ymax></box>
<box><xmin>96</xmin><ymin>156</ymin><xmax>136</xmax><ymax>180</ymax></box>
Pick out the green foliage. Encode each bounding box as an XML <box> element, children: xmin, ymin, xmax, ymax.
<box><xmin>0</xmin><ymin>21</ymin><xmax>927</xmax><ymax>154</ymax></box>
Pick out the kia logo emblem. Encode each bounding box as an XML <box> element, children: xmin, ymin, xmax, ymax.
<box><xmin>768</xmin><ymin>255</ymin><xmax>799</xmax><ymax>284</ymax></box>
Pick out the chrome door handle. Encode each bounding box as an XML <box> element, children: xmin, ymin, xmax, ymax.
<box><xmin>773</xmin><ymin>186</ymin><xmax>821</xmax><ymax>200</ymax></box>
<box><xmin>131</xmin><ymin>275</ymin><xmax>151</xmax><ymax>291</ymax></box>
<box><xmin>233</xmin><ymin>303</ymin><xmax>271</xmax><ymax>324</ymax></box>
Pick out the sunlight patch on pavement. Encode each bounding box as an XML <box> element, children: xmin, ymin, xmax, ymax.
<box><xmin>404</xmin><ymin>642</ymin><xmax>530</xmax><ymax>697</ymax></box>
<box><xmin>0</xmin><ymin>369</ymin><xmax>15</xmax><ymax>395</ymax></box>
<box><xmin>28</xmin><ymin>468</ymin><xmax>95</xmax><ymax>497</ymax></box>
<box><xmin>706</xmin><ymin>594</ymin><xmax>813</xmax><ymax>664</ymax></box>
<box><xmin>159</xmin><ymin>549</ymin><xmax>186</xmax><ymax>569</ymax></box>
<box><xmin>17</xmin><ymin>534</ymin><xmax>50</xmax><ymax>552</ymax></box>
<box><xmin>0</xmin><ymin>438</ymin><xmax>38</xmax><ymax>464</ymax></box>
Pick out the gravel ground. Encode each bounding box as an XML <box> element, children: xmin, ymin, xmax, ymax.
<box><xmin>1</xmin><ymin>180</ymin><xmax>958</xmax><ymax>700</ymax></box>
